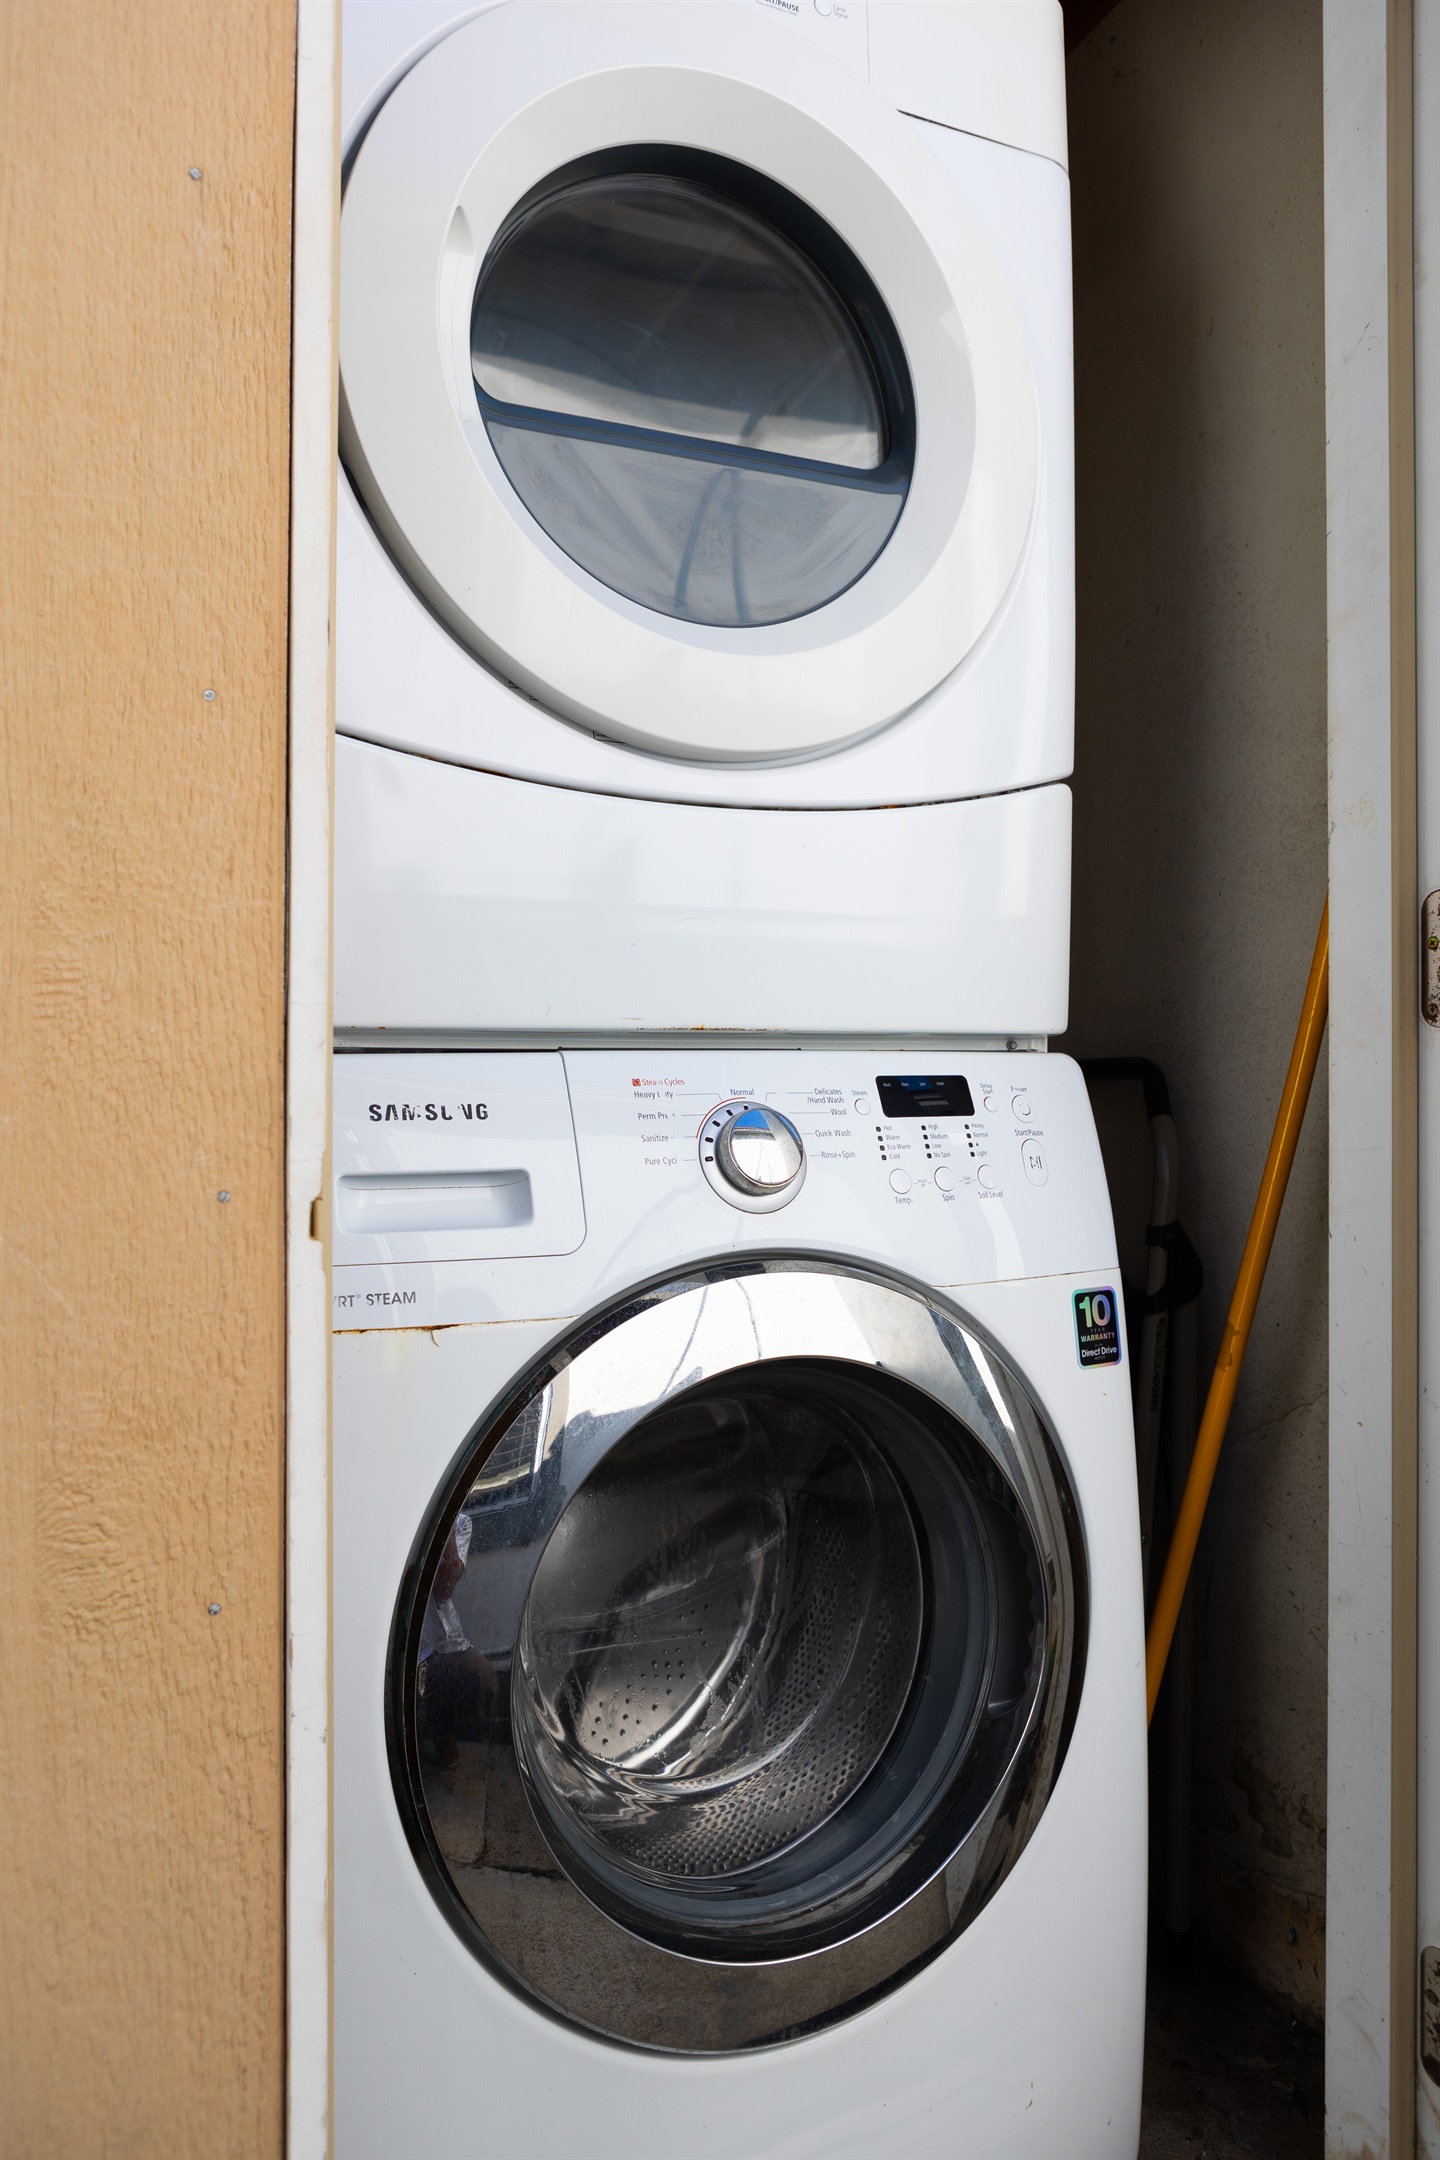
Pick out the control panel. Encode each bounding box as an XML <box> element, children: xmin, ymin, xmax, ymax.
<box><xmin>600</xmin><ymin>1059</ymin><xmax>1064</xmax><ymax>1222</ymax></box>
<box><xmin>332</xmin><ymin>1049</ymin><xmax>1116</xmax><ymax>1330</ymax></box>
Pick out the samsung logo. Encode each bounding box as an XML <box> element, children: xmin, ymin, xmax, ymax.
<box><xmin>367</xmin><ymin>1102</ymin><xmax>488</xmax><ymax>1122</ymax></box>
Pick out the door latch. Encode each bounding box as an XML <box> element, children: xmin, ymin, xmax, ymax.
<box><xmin>1424</xmin><ymin>891</ymin><xmax>1440</xmax><ymax>1026</ymax></box>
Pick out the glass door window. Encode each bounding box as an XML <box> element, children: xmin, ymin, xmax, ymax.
<box><xmin>387</xmin><ymin>1262</ymin><xmax>1083</xmax><ymax>2052</ymax></box>
<box><xmin>470</xmin><ymin>158</ymin><xmax>913</xmax><ymax>627</ymax></box>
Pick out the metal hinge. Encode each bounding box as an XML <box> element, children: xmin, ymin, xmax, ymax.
<box><xmin>1424</xmin><ymin>891</ymin><xmax>1440</xmax><ymax>1026</ymax></box>
<box><xmin>1423</xmin><ymin>1945</ymin><xmax>1440</xmax><ymax>2086</ymax></box>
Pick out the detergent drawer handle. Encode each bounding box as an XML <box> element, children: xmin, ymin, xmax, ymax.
<box><xmin>336</xmin><ymin>1170</ymin><xmax>533</xmax><ymax>1236</ymax></box>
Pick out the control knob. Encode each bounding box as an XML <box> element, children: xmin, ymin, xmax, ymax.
<box><xmin>699</xmin><ymin>1102</ymin><xmax>807</xmax><ymax>1212</ymax></box>
<box><xmin>716</xmin><ymin>1105</ymin><xmax>804</xmax><ymax>1196</ymax></box>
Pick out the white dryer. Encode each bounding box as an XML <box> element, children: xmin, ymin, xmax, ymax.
<box><xmin>332</xmin><ymin>1048</ymin><xmax>1146</xmax><ymax>2156</ymax></box>
<box><xmin>335</xmin><ymin>2</ymin><xmax>1076</xmax><ymax>1040</ymax></box>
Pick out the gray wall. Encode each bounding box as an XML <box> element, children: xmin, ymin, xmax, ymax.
<box><xmin>1063</xmin><ymin>0</ymin><xmax>1329</xmax><ymax>2015</ymax></box>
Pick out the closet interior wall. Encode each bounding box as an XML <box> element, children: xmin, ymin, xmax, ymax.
<box><xmin>1063</xmin><ymin>0</ymin><xmax>1329</xmax><ymax>2016</ymax></box>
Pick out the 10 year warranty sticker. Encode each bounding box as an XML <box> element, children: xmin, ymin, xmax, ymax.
<box><xmin>1074</xmin><ymin>1287</ymin><xmax>1121</xmax><ymax>1367</ymax></box>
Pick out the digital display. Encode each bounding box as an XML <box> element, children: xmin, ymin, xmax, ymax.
<box><xmin>875</xmin><ymin>1075</ymin><xmax>976</xmax><ymax>1119</ymax></box>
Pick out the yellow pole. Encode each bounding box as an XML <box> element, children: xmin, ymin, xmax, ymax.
<box><xmin>1144</xmin><ymin>900</ymin><xmax>1330</xmax><ymax>1722</ymax></box>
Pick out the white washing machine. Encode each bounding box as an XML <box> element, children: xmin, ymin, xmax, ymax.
<box><xmin>335</xmin><ymin>1</ymin><xmax>1076</xmax><ymax>1040</ymax></box>
<box><xmin>332</xmin><ymin>1048</ymin><xmax>1146</xmax><ymax>2156</ymax></box>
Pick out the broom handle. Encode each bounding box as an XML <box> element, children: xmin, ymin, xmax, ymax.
<box><xmin>1144</xmin><ymin>900</ymin><xmax>1330</xmax><ymax>1722</ymax></box>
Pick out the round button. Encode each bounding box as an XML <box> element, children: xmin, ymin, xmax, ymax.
<box><xmin>1021</xmin><ymin>1140</ymin><xmax>1048</xmax><ymax>1186</ymax></box>
<box><xmin>1012</xmin><ymin>1096</ymin><xmax>1033</xmax><ymax>1120</ymax></box>
<box><xmin>852</xmin><ymin>1091</ymin><xmax>872</xmax><ymax>1117</ymax></box>
<box><xmin>977</xmin><ymin>1165</ymin><xmax>1000</xmax><ymax>1191</ymax></box>
<box><xmin>933</xmin><ymin>1166</ymin><xmax>955</xmax><ymax>1193</ymax></box>
<box><xmin>888</xmin><ymin>1168</ymin><xmax>912</xmax><ymax>1194</ymax></box>
<box><xmin>982</xmin><ymin>1092</ymin><xmax>999</xmax><ymax>1114</ymax></box>
<box><xmin>715</xmin><ymin>1105</ymin><xmax>805</xmax><ymax>1197</ymax></box>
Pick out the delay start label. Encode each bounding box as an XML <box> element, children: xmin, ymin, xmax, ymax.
<box><xmin>1073</xmin><ymin>1287</ymin><xmax>1121</xmax><ymax>1368</ymax></box>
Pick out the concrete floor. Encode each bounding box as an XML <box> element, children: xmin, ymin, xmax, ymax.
<box><xmin>1140</xmin><ymin>1939</ymin><xmax>1324</xmax><ymax>2158</ymax></box>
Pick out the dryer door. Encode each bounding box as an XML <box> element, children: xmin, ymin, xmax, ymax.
<box><xmin>340</xmin><ymin>2</ymin><xmax>1037</xmax><ymax>762</ymax></box>
<box><xmin>388</xmin><ymin>1258</ymin><xmax>1086</xmax><ymax>2053</ymax></box>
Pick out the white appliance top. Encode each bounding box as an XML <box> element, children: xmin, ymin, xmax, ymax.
<box><xmin>331</xmin><ymin>1048</ymin><xmax>1118</xmax><ymax>1330</ymax></box>
<box><xmin>341</xmin><ymin>3</ymin><xmax>1069</xmax><ymax>175</ymax></box>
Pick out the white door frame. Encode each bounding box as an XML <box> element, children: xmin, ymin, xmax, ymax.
<box><xmin>1415</xmin><ymin>0</ymin><xmax>1440</xmax><ymax>2148</ymax></box>
<box><xmin>287</xmin><ymin>2</ymin><xmax>339</xmax><ymax>2153</ymax></box>
<box><xmin>286</xmin><ymin>3</ymin><xmax>1440</xmax><ymax>2150</ymax></box>
<box><xmin>1325</xmin><ymin>0</ymin><xmax>1420</xmax><ymax>2153</ymax></box>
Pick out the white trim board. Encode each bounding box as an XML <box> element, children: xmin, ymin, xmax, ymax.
<box><xmin>287</xmin><ymin>2</ymin><xmax>339</xmax><ymax>2151</ymax></box>
<box><xmin>1414</xmin><ymin>0</ymin><xmax>1440</xmax><ymax>2146</ymax></box>
<box><xmin>1324</xmin><ymin>0</ymin><xmax>1419</xmax><ymax>2152</ymax></box>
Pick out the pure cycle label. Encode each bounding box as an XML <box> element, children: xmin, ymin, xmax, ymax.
<box><xmin>1073</xmin><ymin>1287</ymin><xmax>1121</xmax><ymax>1368</ymax></box>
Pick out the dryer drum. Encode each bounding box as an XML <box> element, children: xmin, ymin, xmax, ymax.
<box><xmin>387</xmin><ymin>1260</ymin><xmax>1087</xmax><ymax>2052</ymax></box>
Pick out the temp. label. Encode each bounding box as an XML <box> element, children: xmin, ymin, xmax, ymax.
<box><xmin>1074</xmin><ymin>1287</ymin><xmax>1121</xmax><ymax>1368</ymax></box>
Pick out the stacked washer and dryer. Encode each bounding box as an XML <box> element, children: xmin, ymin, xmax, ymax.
<box><xmin>332</xmin><ymin>5</ymin><xmax>1146</xmax><ymax>2154</ymax></box>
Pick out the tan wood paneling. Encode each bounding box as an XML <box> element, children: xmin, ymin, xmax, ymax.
<box><xmin>0</xmin><ymin>4</ymin><xmax>295</xmax><ymax>2150</ymax></box>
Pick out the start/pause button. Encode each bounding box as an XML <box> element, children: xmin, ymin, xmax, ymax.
<box><xmin>1021</xmin><ymin>1140</ymin><xmax>1048</xmax><ymax>1186</ymax></box>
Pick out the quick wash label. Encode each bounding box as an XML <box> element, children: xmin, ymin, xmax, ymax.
<box><xmin>1074</xmin><ymin>1287</ymin><xmax>1121</xmax><ymax>1368</ymax></box>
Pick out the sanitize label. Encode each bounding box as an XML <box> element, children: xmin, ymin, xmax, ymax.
<box><xmin>1074</xmin><ymin>1287</ymin><xmax>1121</xmax><ymax>1367</ymax></box>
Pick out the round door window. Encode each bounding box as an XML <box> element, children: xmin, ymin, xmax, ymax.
<box><xmin>470</xmin><ymin>154</ymin><xmax>914</xmax><ymax>628</ymax></box>
<box><xmin>388</xmin><ymin>1262</ymin><xmax>1084</xmax><ymax>2052</ymax></box>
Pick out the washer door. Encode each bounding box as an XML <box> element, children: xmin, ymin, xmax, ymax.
<box><xmin>389</xmin><ymin>1260</ymin><xmax>1086</xmax><ymax>2053</ymax></box>
<box><xmin>341</xmin><ymin>2</ymin><xmax>1037</xmax><ymax>762</ymax></box>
